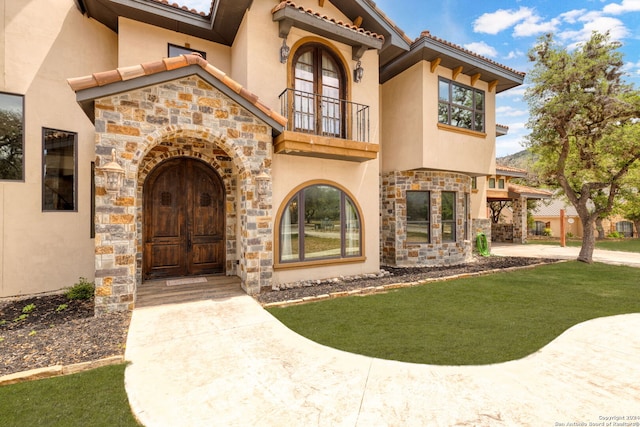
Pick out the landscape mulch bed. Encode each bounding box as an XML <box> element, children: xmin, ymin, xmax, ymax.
<box><xmin>1</xmin><ymin>256</ymin><xmax>556</xmax><ymax>377</ymax></box>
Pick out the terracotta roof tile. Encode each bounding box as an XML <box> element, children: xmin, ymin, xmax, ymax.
<box><xmin>417</xmin><ymin>31</ymin><xmax>525</xmax><ymax>77</ymax></box>
<box><xmin>148</xmin><ymin>0</ymin><xmax>211</xmax><ymax>17</ymax></box>
<box><xmin>272</xmin><ymin>1</ymin><xmax>384</xmax><ymax>41</ymax></box>
<box><xmin>496</xmin><ymin>164</ymin><xmax>528</xmax><ymax>174</ymax></box>
<box><xmin>67</xmin><ymin>53</ymin><xmax>287</xmax><ymax>127</ymax></box>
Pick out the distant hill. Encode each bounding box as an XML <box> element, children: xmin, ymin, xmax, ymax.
<box><xmin>497</xmin><ymin>149</ymin><xmax>538</xmax><ymax>172</ymax></box>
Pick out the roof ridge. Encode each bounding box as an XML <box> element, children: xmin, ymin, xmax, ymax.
<box><xmin>67</xmin><ymin>53</ymin><xmax>287</xmax><ymax>127</ymax></box>
<box><xmin>417</xmin><ymin>30</ymin><xmax>525</xmax><ymax>77</ymax></box>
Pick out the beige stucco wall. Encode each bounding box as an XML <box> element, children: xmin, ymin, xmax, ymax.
<box><xmin>381</xmin><ymin>62</ymin><xmax>497</xmax><ymax>177</ymax></box>
<box><xmin>271</xmin><ymin>154</ymin><xmax>380</xmax><ymax>285</ymax></box>
<box><xmin>118</xmin><ymin>17</ymin><xmax>231</xmax><ymax>71</ymax></box>
<box><xmin>0</xmin><ymin>0</ymin><xmax>117</xmax><ymax>297</ymax></box>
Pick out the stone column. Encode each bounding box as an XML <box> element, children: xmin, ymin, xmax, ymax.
<box><xmin>512</xmin><ymin>196</ymin><xmax>528</xmax><ymax>244</ymax></box>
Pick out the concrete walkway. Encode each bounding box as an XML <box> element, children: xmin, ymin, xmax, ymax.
<box><xmin>125</xmin><ymin>247</ymin><xmax>640</xmax><ymax>426</ymax></box>
<box><xmin>492</xmin><ymin>242</ymin><xmax>640</xmax><ymax>267</ymax></box>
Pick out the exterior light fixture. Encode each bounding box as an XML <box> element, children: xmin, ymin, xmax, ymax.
<box><xmin>354</xmin><ymin>60</ymin><xmax>364</xmax><ymax>83</ymax></box>
<box><xmin>280</xmin><ymin>38</ymin><xmax>290</xmax><ymax>64</ymax></box>
<box><xmin>99</xmin><ymin>149</ymin><xmax>125</xmax><ymax>200</ymax></box>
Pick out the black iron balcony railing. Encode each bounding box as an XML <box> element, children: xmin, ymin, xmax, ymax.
<box><xmin>279</xmin><ymin>88</ymin><xmax>370</xmax><ymax>143</ymax></box>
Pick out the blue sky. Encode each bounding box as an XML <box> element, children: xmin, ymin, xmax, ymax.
<box><xmin>180</xmin><ymin>0</ymin><xmax>640</xmax><ymax>157</ymax></box>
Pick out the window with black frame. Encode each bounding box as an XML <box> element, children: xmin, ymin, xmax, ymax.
<box><xmin>0</xmin><ymin>92</ymin><xmax>24</xmax><ymax>181</ymax></box>
<box><xmin>441</xmin><ymin>191</ymin><xmax>456</xmax><ymax>242</ymax></box>
<box><xmin>279</xmin><ymin>184</ymin><xmax>361</xmax><ymax>263</ymax></box>
<box><xmin>438</xmin><ymin>78</ymin><xmax>485</xmax><ymax>132</ymax></box>
<box><xmin>43</xmin><ymin>128</ymin><xmax>77</xmax><ymax>211</ymax></box>
<box><xmin>407</xmin><ymin>191</ymin><xmax>431</xmax><ymax>243</ymax></box>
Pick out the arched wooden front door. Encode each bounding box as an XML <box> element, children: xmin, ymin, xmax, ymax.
<box><xmin>143</xmin><ymin>158</ymin><xmax>224</xmax><ymax>279</ymax></box>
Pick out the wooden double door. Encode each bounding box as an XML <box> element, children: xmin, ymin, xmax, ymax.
<box><xmin>144</xmin><ymin>158</ymin><xmax>225</xmax><ymax>279</ymax></box>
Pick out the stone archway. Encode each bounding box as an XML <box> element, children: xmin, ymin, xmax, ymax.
<box><xmin>91</xmin><ymin>75</ymin><xmax>275</xmax><ymax>313</ymax></box>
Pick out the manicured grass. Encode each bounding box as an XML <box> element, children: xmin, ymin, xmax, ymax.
<box><xmin>268</xmin><ymin>262</ymin><xmax>640</xmax><ymax>365</ymax></box>
<box><xmin>529</xmin><ymin>237</ymin><xmax>640</xmax><ymax>252</ymax></box>
<box><xmin>0</xmin><ymin>364</ymin><xmax>140</xmax><ymax>426</ymax></box>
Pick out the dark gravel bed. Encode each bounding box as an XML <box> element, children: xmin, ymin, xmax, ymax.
<box><xmin>257</xmin><ymin>256</ymin><xmax>559</xmax><ymax>304</ymax></box>
<box><xmin>1</xmin><ymin>294</ymin><xmax>130</xmax><ymax>376</ymax></box>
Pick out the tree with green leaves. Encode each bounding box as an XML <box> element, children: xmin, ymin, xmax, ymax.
<box><xmin>525</xmin><ymin>31</ymin><xmax>640</xmax><ymax>263</ymax></box>
<box><xmin>616</xmin><ymin>163</ymin><xmax>640</xmax><ymax>238</ymax></box>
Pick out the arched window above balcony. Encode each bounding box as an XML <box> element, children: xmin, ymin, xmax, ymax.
<box><xmin>291</xmin><ymin>44</ymin><xmax>346</xmax><ymax>138</ymax></box>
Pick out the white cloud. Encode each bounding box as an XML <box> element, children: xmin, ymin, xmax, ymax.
<box><xmin>496</xmin><ymin>106</ymin><xmax>528</xmax><ymax>117</ymax></box>
<box><xmin>473</xmin><ymin>7</ymin><xmax>534</xmax><ymax>35</ymax></box>
<box><xmin>560</xmin><ymin>9</ymin><xmax>588</xmax><ymax>24</ymax></box>
<box><xmin>559</xmin><ymin>15</ymin><xmax>629</xmax><ymax>45</ymax></box>
<box><xmin>463</xmin><ymin>41</ymin><xmax>498</xmax><ymax>57</ymax></box>
<box><xmin>513</xmin><ymin>16</ymin><xmax>560</xmax><ymax>37</ymax></box>
<box><xmin>505</xmin><ymin>49</ymin><xmax>524</xmax><ymax>59</ymax></box>
<box><xmin>497</xmin><ymin>86</ymin><xmax>528</xmax><ymax>98</ymax></box>
<box><xmin>603</xmin><ymin>0</ymin><xmax>640</xmax><ymax>14</ymax></box>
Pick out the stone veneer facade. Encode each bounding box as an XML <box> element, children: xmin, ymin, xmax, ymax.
<box><xmin>93</xmin><ymin>75</ymin><xmax>273</xmax><ymax>313</ymax></box>
<box><xmin>381</xmin><ymin>170</ymin><xmax>473</xmax><ymax>266</ymax></box>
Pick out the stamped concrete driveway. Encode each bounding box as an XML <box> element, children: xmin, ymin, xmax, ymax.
<box><xmin>125</xmin><ymin>282</ymin><xmax>640</xmax><ymax>426</ymax></box>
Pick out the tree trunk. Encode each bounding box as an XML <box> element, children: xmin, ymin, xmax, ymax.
<box><xmin>634</xmin><ymin>221</ymin><xmax>640</xmax><ymax>239</ymax></box>
<box><xmin>595</xmin><ymin>217</ymin><xmax>605</xmax><ymax>240</ymax></box>
<box><xmin>578</xmin><ymin>216</ymin><xmax>596</xmax><ymax>263</ymax></box>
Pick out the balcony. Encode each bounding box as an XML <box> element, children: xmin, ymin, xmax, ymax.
<box><xmin>274</xmin><ymin>89</ymin><xmax>378</xmax><ymax>162</ymax></box>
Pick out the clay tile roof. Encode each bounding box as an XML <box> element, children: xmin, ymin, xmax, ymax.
<box><xmin>272</xmin><ymin>1</ymin><xmax>385</xmax><ymax>41</ymax></box>
<box><xmin>362</xmin><ymin>0</ymin><xmax>413</xmax><ymax>45</ymax></box>
<box><xmin>508</xmin><ymin>183</ymin><xmax>553</xmax><ymax>199</ymax></box>
<box><xmin>416</xmin><ymin>30</ymin><xmax>526</xmax><ymax>77</ymax></box>
<box><xmin>148</xmin><ymin>0</ymin><xmax>212</xmax><ymax>17</ymax></box>
<box><xmin>67</xmin><ymin>53</ymin><xmax>287</xmax><ymax>127</ymax></box>
<box><xmin>496</xmin><ymin>164</ymin><xmax>528</xmax><ymax>174</ymax></box>
<box><xmin>496</xmin><ymin>123</ymin><xmax>509</xmax><ymax>129</ymax></box>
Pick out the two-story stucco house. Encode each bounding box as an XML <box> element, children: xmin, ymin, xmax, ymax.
<box><xmin>0</xmin><ymin>0</ymin><xmax>524</xmax><ymax>312</ymax></box>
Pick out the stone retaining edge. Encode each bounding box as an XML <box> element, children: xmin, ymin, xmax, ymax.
<box><xmin>0</xmin><ymin>355</ymin><xmax>124</xmax><ymax>386</ymax></box>
<box><xmin>261</xmin><ymin>260</ymin><xmax>567</xmax><ymax>308</ymax></box>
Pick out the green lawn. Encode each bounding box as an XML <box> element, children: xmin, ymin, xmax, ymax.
<box><xmin>0</xmin><ymin>364</ymin><xmax>140</xmax><ymax>426</ymax></box>
<box><xmin>529</xmin><ymin>237</ymin><xmax>640</xmax><ymax>252</ymax></box>
<box><xmin>268</xmin><ymin>262</ymin><xmax>640</xmax><ymax>365</ymax></box>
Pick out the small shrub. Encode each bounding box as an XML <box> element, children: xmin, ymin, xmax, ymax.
<box><xmin>22</xmin><ymin>303</ymin><xmax>36</xmax><ymax>314</ymax></box>
<box><xmin>14</xmin><ymin>314</ymin><xmax>28</xmax><ymax>322</ymax></box>
<box><xmin>543</xmin><ymin>227</ymin><xmax>553</xmax><ymax>237</ymax></box>
<box><xmin>565</xmin><ymin>232</ymin><xmax>574</xmax><ymax>238</ymax></box>
<box><xmin>55</xmin><ymin>303</ymin><xmax>68</xmax><ymax>312</ymax></box>
<box><xmin>607</xmin><ymin>231</ymin><xmax>623</xmax><ymax>239</ymax></box>
<box><xmin>65</xmin><ymin>277</ymin><xmax>95</xmax><ymax>300</ymax></box>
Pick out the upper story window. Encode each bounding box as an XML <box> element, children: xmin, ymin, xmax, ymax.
<box><xmin>168</xmin><ymin>43</ymin><xmax>206</xmax><ymax>59</ymax></box>
<box><xmin>292</xmin><ymin>44</ymin><xmax>346</xmax><ymax>138</ymax></box>
<box><xmin>0</xmin><ymin>92</ymin><xmax>24</xmax><ymax>181</ymax></box>
<box><xmin>488</xmin><ymin>178</ymin><xmax>496</xmax><ymax>188</ymax></box>
<box><xmin>498</xmin><ymin>178</ymin><xmax>505</xmax><ymax>189</ymax></box>
<box><xmin>278</xmin><ymin>183</ymin><xmax>361</xmax><ymax>264</ymax></box>
<box><xmin>438</xmin><ymin>78</ymin><xmax>485</xmax><ymax>132</ymax></box>
<box><xmin>43</xmin><ymin>128</ymin><xmax>77</xmax><ymax>211</ymax></box>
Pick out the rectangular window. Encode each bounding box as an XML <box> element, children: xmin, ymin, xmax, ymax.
<box><xmin>438</xmin><ymin>78</ymin><xmax>485</xmax><ymax>132</ymax></box>
<box><xmin>407</xmin><ymin>191</ymin><xmax>430</xmax><ymax>243</ymax></box>
<box><xmin>464</xmin><ymin>193</ymin><xmax>470</xmax><ymax>241</ymax></box>
<box><xmin>441</xmin><ymin>191</ymin><xmax>456</xmax><ymax>242</ymax></box>
<box><xmin>0</xmin><ymin>92</ymin><xmax>24</xmax><ymax>180</ymax></box>
<box><xmin>498</xmin><ymin>178</ymin><xmax>505</xmax><ymax>189</ymax></box>
<box><xmin>489</xmin><ymin>178</ymin><xmax>496</xmax><ymax>188</ymax></box>
<box><xmin>471</xmin><ymin>177</ymin><xmax>477</xmax><ymax>190</ymax></box>
<box><xmin>43</xmin><ymin>128</ymin><xmax>77</xmax><ymax>211</ymax></box>
<box><xmin>168</xmin><ymin>43</ymin><xmax>206</xmax><ymax>59</ymax></box>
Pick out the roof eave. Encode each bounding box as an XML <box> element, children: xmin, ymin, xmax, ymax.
<box><xmin>74</xmin><ymin>65</ymin><xmax>284</xmax><ymax>136</ymax></box>
<box><xmin>380</xmin><ymin>37</ymin><xmax>524</xmax><ymax>91</ymax></box>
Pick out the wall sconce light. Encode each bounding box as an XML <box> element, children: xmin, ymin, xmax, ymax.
<box><xmin>280</xmin><ymin>38</ymin><xmax>290</xmax><ymax>64</ymax></box>
<box><xmin>354</xmin><ymin>60</ymin><xmax>364</xmax><ymax>83</ymax></box>
<box><xmin>99</xmin><ymin>149</ymin><xmax>125</xmax><ymax>200</ymax></box>
<box><xmin>255</xmin><ymin>168</ymin><xmax>270</xmax><ymax>201</ymax></box>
